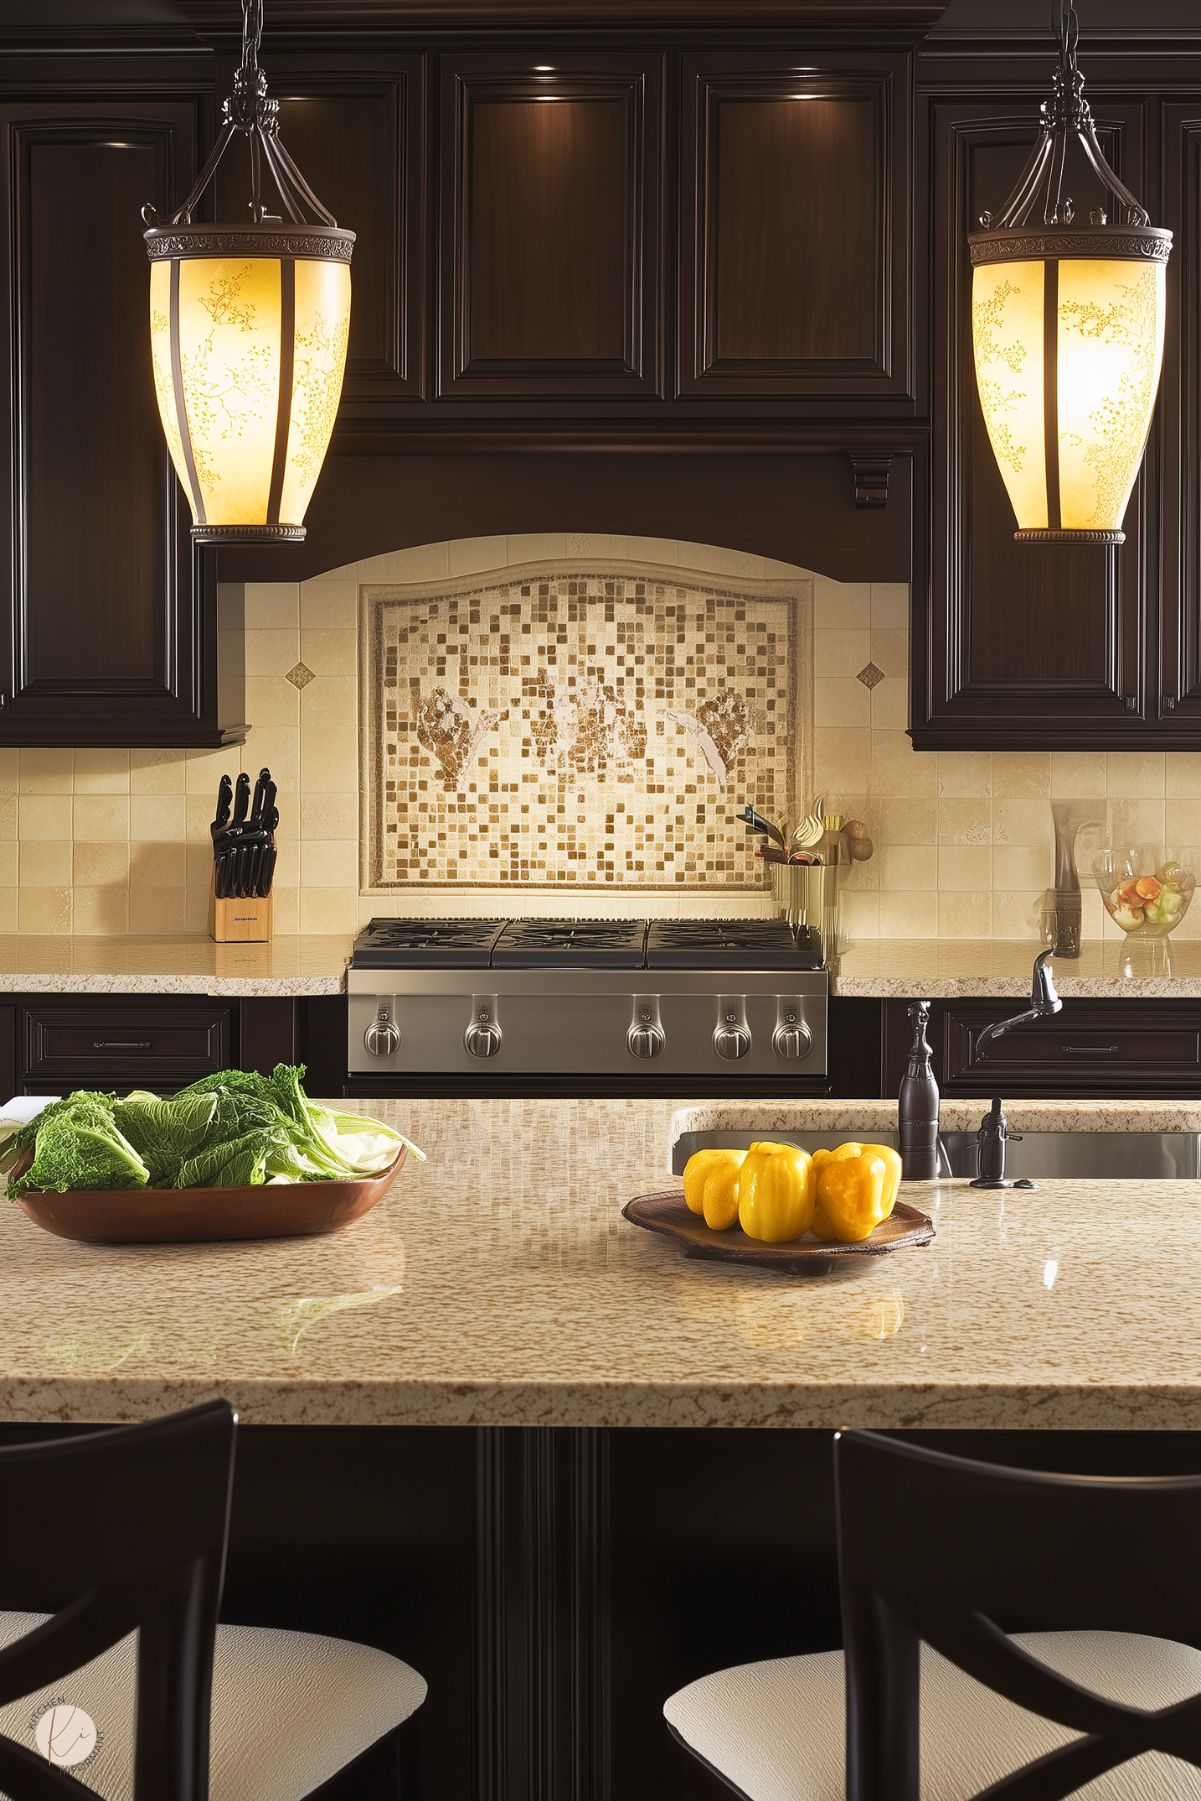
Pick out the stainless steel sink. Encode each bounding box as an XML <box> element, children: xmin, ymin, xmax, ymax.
<box><xmin>670</xmin><ymin>1129</ymin><xmax>1201</xmax><ymax>1181</ymax></box>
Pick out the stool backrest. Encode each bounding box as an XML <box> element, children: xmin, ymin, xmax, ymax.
<box><xmin>0</xmin><ymin>1400</ymin><xmax>236</xmax><ymax>1801</ymax></box>
<box><xmin>835</xmin><ymin>1428</ymin><xmax>1201</xmax><ymax>1801</ymax></box>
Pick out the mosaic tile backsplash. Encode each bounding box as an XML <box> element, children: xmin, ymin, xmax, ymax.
<box><xmin>363</xmin><ymin>566</ymin><xmax>805</xmax><ymax>891</ymax></box>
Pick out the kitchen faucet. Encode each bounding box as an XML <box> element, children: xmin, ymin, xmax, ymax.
<box><xmin>970</xmin><ymin>949</ymin><xmax>1062</xmax><ymax>1190</ymax></box>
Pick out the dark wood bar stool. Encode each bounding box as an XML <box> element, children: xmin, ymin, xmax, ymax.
<box><xmin>0</xmin><ymin>1402</ymin><xmax>426</xmax><ymax>1799</ymax></box>
<box><xmin>665</xmin><ymin>1430</ymin><xmax>1201</xmax><ymax>1799</ymax></box>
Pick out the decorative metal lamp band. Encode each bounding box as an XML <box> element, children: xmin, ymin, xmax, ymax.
<box><xmin>968</xmin><ymin>2</ymin><xmax>1171</xmax><ymax>545</ymax></box>
<box><xmin>142</xmin><ymin>0</ymin><xmax>354</xmax><ymax>546</ymax></box>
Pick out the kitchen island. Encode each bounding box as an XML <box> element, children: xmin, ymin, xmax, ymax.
<box><xmin>5</xmin><ymin>1093</ymin><xmax>1201</xmax><ymax>1800</ymax></box>
<box><xmin>3</xmin><ymin>1094</ymin><xmax>1199</xmax><ymax>1433</ymax></box>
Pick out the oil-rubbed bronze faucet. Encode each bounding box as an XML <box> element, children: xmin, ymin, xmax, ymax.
<box><xmin>970</xmin><ymin>950</ymin><xmax>1062</xmax><ymax>1191</ymax></box>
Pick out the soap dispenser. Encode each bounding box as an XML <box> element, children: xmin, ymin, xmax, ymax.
<box><xmin>898</xmin><ymin>1000</ymin><xmax>940</xmax><ymax>1181</ymax></box>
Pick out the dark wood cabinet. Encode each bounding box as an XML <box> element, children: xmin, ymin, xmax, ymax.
<box><xmin>439</xmin><ymin>52</ymin><xmax>661</xmax><ymax>400</ymax></box>
<box><xmin>0</xmin><ymin>84</ymin><xmax>240</xmax><ymax>747</ymax></box>
<box><xmin>913</xmin><ymin>95</ymin><xmax>1156</xmax><ymax>749</ymax></box>
<box><xmin>679</xmin><ymin>51</ymin><xmax>911</xmax><ymax>403</ymax></box>
<box><xmin>1159</xmin><ymin>103</ymin><xmax>1201</xmax><ymax>734</ymax></box>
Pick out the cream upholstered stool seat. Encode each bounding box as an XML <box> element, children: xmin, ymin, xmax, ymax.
<box><xmin>665</xmin><ymin>1630</ymin><xmax>1201</xmax><ymax>1801</ymax></box>
<box><xmin>0</xmin><ymin>1611</ymin><xmax>426</xmax><ymax>1801</ymax></box>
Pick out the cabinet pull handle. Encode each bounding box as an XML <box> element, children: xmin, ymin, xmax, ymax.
<box><xmin>1061</xmin><ymin>1041</ymin><xmax>1120</xmax><ymax>1056</ymax></box>
<box><xmin>91</xmin><ymin>1040</ymin><xmax>152</xmax><ymax>1051</ymax></box>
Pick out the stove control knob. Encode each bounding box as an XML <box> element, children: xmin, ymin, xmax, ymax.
<box><xmin>773</xmin><ymin>1007</ymin><xmax>812</xmax><ymax>1061</ymax></box>
<box><xmin>465</xmin><ymin>1004</ymin><xmax>502</xmax><ymax>1059</ymax></box>
<box><xmin>628</xmin><ymin>1003</ymin><xmax>665</xmax><ymax>1059</ymax></box>
<box><xmin>713</xmin><ymin>1009</ymin><xmax>751</xmax><ymax>1061</ymax></box>
<box><xmin>363</xmin><ymin>1008</ymin><xmax>400</xmax><ymax>1058</ymax></box>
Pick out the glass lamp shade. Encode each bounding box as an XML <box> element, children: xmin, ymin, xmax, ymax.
<box><xmin>969</xmin><ymin>228</ymin><xmax>1170</xmax><ymax>543</ymax></box>
<box><xmin>145</xmin><ymin>224</ymin><xmax>353</xmax><ymax>543</ymax></box>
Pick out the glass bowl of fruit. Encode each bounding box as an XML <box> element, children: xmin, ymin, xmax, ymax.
<box><xmin>1093</xmin><ymin>847</ymin><xmax>1197</xmax><ymax>938</ymax></box>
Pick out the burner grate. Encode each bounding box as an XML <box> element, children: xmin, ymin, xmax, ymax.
<box><xmin>645</xmin><ymin>918</ymin><xmax>822</xmax><ymax>970</ymax></box>
<box><xmin>351</xmin><ymin>918</ymin><xmax>507</xmax><ymax>969</ymax></box>
<box><xmin>490</xmin><ymin>919</ymin><xmax>648</xmax><ymax>969</ymax></box>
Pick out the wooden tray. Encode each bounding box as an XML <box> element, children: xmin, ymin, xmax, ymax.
<box><xmin>622</xmin><ymin>1189</ymin><xmax>934</xmax><ymax>1275</ymax></box>
<box><xmin>13</xmin><ymin>1147</ymin><xmax>407</xmax><ymax>1246</ymax></box>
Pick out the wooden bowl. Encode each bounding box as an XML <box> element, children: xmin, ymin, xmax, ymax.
<box><xmin>12</xmin><ymin>1146</ymin><xmax>407</xmax><ymax>1246</ymax></box>
<box><xmin>622</xmin><ymin>1189</ymin><xmax>934</xmax><ymax>1275</ymax></box>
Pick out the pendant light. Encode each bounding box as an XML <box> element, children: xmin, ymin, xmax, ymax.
<box><xmin>969</xmin><ymin>1</ymin><xmax>1170</xmax><ymax>544</ymax></box>
<box><xmin>142</xmin><ymin>0</ymin><xmax>354</xmax><ymax>543</ymax></box>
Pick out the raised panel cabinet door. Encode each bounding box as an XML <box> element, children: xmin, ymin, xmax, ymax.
<box><xmin>915</xmin><ymin>98</ymin><xmax>1153</xmax><ymax>750</ymax></box>
<box><xmin>214</xmin><ymin>56</ymin><xmax>424</xmax><ymax>405</ymax></box>
<box><xmin>679</xmin><ymin>52</ymin><xmax>911</xmax><ymax>402</ymax></box>
<box><xmin>439</xmin><ymin>52</ymin><xmax>661</xmax><ymax>399</ymax></box>
<box><xmin>0</xmin><ymin>96</ymin><xmax>233</xmax><ymax>746</ymax></box>
<box><xmin>1159</xmin><ymin>106</ymin><xmax>1201</xmax><ymax>737</ymax></box>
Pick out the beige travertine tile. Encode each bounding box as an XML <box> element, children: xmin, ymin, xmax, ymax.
<box><xmin>367</xmin><ymin>542</ymin><xmax>452</xmax><ymax>584</ymax></box>
<box><xmin>869</xmin><ymin>677</ymin><xmax>908</xmax><ymax>731</ymax></box>
<box><xmin>992</xmin><ymin>890</ymin><xmax>1045</xmax><ymax>939</ymax></box>
<box><xmin>938</xmin><ymin>798</ymin><xmax>992</xmax><ymax>845</ymax></box>
<box><xmin>243</xmin><ymin>678</ymin><xmax>299</xmax><ymax>728</ymax></box>
<box><xmin>812</xmin><ymin>729</ymin><xmax>870</xmax><ymax>794</ymax></box>
<box><xmin>129</xmin><ymin>794</ymin><xmax>186</xmax><ymax>842</ymax></box>
<box><xmin>869</xmin><ymin>629</ymin><xmax>907</xmax><ymax>679</ymax></box>
<box><xmin>272</xmin><ymin>887</ymin><xmax>300</xmax><ymax>934</ymax></box>
<box><xmin>128</xmin><ymin>888</ymin><xmax>187</xmax><ymax>934</ymax></box>
<box><xmin>991</xmin><ymin>752</ymin><xmax>1051</xmax><ymax>798</ymax></box>
<box><xmin>0</xmin><ymin>843</ymin><xmax>18</xmax><ymax>888</ymax></box>
<box><xmin>1107</xmin><ymin>752</ymin><xmax>1166</xmax><ymax>798</ymax></box>
<box><xmin>869</xmin><ymin>583</ymin><xmax>909</xmax><ymax>629</ymax></box>
<box><xmin>675</xmin><ymin>543</ymin><xmax>765</xmax><ymax>578</ymax></box>
<box><xmin>129</xmin><ymin>749</ymin><xmax>186</xmax><ymax>794</ymax></box>
<box><xmin>74</xmin><ymin>841</ymin><xmax>129</xmax><ymax>886</ymax></box>
<box><xmin>0</xmin><ymin>796</ymin><xmax>16</xmax><ymax>840</ymax></box>
<box><xmin>1110</xmin><ymin>798</ymin><xmax>1166</xmax><ymax>843</ymax></box>
<box><xmin>1166</xmin><ymin>800</ymin><xmax>1201</xmax><ymax>844</ymax></box>
<box><xmin>447</xmin><ymin>536</ymin><xmax>508</xmax><ymax>577</ymax></box>
<box><xmin>72</xmin><ymin>750</ymin><xmax>129</xmax><ymax>794</ymax></box>
<box><xmin>72</xmin><ymin>886</ymin><xmax>129</xmax><ymax>935</ymax></box>
<box><xmin>0</xmin><ymin>751</ymin><xmax>19</xmax><ymax>794</ymax></box>
<box><xmin>565</xmin><ymin>532</ymin><xmax>629</xmax><ymax>560</ymax></box>
<box><xmin>627</xmin><ymin>535</ymin><xmax>683</xmax><ymax>567</ymax></box>
<box><xmin>185</xmin><ymin>747</ymin><xmax>236</xmax><ymax>795</ymax></box>
<box><xmin>19</xmin><ymin>887</ymin><xmax>71</xmax><ymax>933</ymax></box>
<box><xmin>129</xmin><ymin>842</ymin><xmax>186</xmax><ymax>887</ymax></box>
<box><xmin>878</xmin><ymin>892</ymin><xmax>929</xmax><ymax>937</ymax></box>
<box><xmin>814</xmin><ymin>575</ymin><xmax>869</xmax><ymax>630</ymax></box>
<box><xmin>300</xmin><ymin>726</ymin><xmax>356</xmax><ymax>794</ymax></box>
<box><xmin>993</xmin><ymin>798</ymin><xmax>1051</xmax><ymax>844</ymax></box>
<box><xmin>239</xmin><ymin>728</ymin><xmax>300</xmax><ymax>791</ymax></box>
<box><xmin>244</xmin><ymin>582</ymin><xmax>299</xmax><ymax>629</ymax></box>
<box><xmin>19</xmin><ymin>841</ymin><xmax>71</xmax><ymax>887</ymax></box>
<box><xmin>1166</xmin><ymin>754</ymin><xmax>1201</xmax><ymax>799</ymax></box>
<box><xmin>842</xmin><ymin>891</ymin><xmax>880</xmax><ymax>938</ymax></box>
<box><xmin>875</xmin><ymin>800</ymin><xmax>937</xmax><ymax>846</ymax></box>
<box><xmin>300</xmin><ymin>676</ymin><xmax>357</xmax><ymax>731</ymax></box>
<box><xmin>244</xmin><ymin>629</ymin><xmax>300</xmax><ymax>677</ymax></box>
<box><xmin>814</xmin><ymin>629</ymin><xmax>871</xmax><ymax>679</ymax></box>
<box><xmin>0</xmin><ymin>888</ymin><xmax>16</xmax><ymax>932</ymax></box>
<box><xmin>1052</xmin><ymin>751</ymin><xmax>1108</xmax><ymax>799</ymax></box>
<box><xmin>21</xmin><ymin>795</ymin><xmax>73</xmax><ymax>840</ymax></box>
<box><xmin>300</xmin><ymin>840</ymin><xmax>358</xmax><ymax>887</ymax></box>
<box><xmin>505</xmin><ymin>533</ymin><xmax>566</xmax><ymax>565</ymax></box>
<box><xmin>880</xmin><ymin>845</ymin><xmax>931</xmax><ymax>891</ymax></box>
<box><xmin>938</xmin><ymin>845</ymin><xmax>992</xmax><ymax>890</ymax></box>
<box><xmin>938</xmin><ymin>891</ymin><xmax>993</xmax><ymax>938</ymax></box>
<box><xmin>300</xmin><ymin>887</ymin><xmax>358</xmax><ymax>934</ymax></box>
<box><xmin>870</xmin><ymin>732</ymin><xmax>937</xmax><ymax>798</ymax></box>
<box><xmin>300</xmin><ymin>630</ymin><xmax>358</xmax><ymax>677</ymax></box>
<box><xmin>19</xmin><ymin>749</ymin><xmax>73</xmax><ymax>793</ymax></box>
<box><xmin>814</xmin><ymin>678</ymin><xmax>869</xmax><ymax>729</ymax></box>
<box><xmin>300</xmin><ymin>794</ymin><xmax>359</xmax><ymax>841</ymax></box>
<box><xmin>938</xmin><ymin>751</ymin><xmax>992</xmax><ymax>799</ymax></box>
<box><xmin>993</xmin><ymin>844</ymin><xmax>1053</xmax><ymax>890</ymax></box>
<box><xmin>300</xmin><ymin>579</ymin><xmax>358</xmax><ymax>631</ymax></box>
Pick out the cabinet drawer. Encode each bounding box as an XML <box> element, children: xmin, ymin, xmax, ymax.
<box><xmin>21</xmin><ymin>1002</ymin><xmax>232</xmax><ymax>1090</ymax></box>
<box><xmin>943</xmin><ymin>1001</ymin><xmax>1201</xmax><ymax>1096</ymax></box>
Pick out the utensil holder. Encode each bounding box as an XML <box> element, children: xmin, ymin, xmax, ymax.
<box><xmin>770</xmin><ymin>863</ymin><xmax>841</xmax><ymax>958</ymax></box>
<box><xmin>210</xmin><ymin>887</ymin><xmax>273</xmax><ymax>944</ymax></box>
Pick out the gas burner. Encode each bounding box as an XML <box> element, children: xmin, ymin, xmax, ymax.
<box><xmin>352</xmin><ymin>918</ymin><xmax>507</xmax><ymax>969</ymax></box>
<box><xmin>491</xmin><ymin>919</ymin><xmax>648</xmax><ymax>968</ymax></box>
<box><xmin>645</xmin><ymin>919</ymin><xmax>823</xmax><ymax>970</ymax></box>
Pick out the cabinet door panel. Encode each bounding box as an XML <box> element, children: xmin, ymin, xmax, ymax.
<box><xmin>215</xmin><ymin>60</ymin><xmax>423</xmax><ymax>401</ymax></box>
<box><xmin>0</xmin><ymin>99</ymin><xmax>227</xmax><ymax>745</ymax></box>
<box><xmin>440</xmin><ymin>53</ymin><xmax>660</xmax><ymax>398</ymax></box>
<box><xmin>1160</xmin><ymin>108</ymin><xmax>1201</xmax><ymax>733</ymax></box>
<box><xmin>680</xmin><ymin>53</ymin><xmax>910</xmax><ymax>400</ymax></box>
<box><xmin>917</xmin><ymin>101</ymin><xmax>1152</xmax><ymax>749</ymax></box>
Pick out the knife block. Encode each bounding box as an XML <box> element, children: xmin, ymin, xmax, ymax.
<box><xmin>210</xmin><ymin>886</ymin><xmax>273</xmax><ymax>944</ymax></box>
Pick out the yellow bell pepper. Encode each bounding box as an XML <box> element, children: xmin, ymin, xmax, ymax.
<box><xmin>682</xmin><ymin>1148</ymin><xmax>747</xmax><ymax>1231</ymax></box>
<box><xmin>858</xmin><ymin>1143</ymin><xmax>902</xmax><ymax>1220</ymax></box>
<box><xmin>811</xmin><ymin>1141</ymin><xmax>863</xmax><ymax>1175</ymax></box>
<box><xmin>816</xmin><ymin>1150</ymin><xmax>890</xmax><ymax>1244</ymax></box>
<box><xmin>738</xmin><ymin>1141</ymin><xmax>816</xmax><ymax>1244</ymax></box>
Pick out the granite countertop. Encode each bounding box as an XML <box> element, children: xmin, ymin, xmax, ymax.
<box><xmin>0</xmin><ymin>935</ymin><xmax>354</xmax><ymax>996</ymax></box>
<box><xmin>829</xmin><ymin>938</ymin><xmax>1201</xmax><ymax>998</ymax></box>
<box><xmin>3</xmin><ymin>1095</ymin><xmax>1200</xmax><ymax>1433</ymax></box>
<box><xmin>671</xmin><ymin>1097</ymin><xmax>1201</xmax><ymax>1137</ymax></box>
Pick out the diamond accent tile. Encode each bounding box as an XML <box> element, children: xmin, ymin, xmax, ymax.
<box><xmin>857</xmin><ymin>662</ymin><xmax>885</xmax><ymax>690</ymax></box>
<box><xmin>286</xmin><ymin>661</ymin><xmax>315</xmax><ymax>691</ymax></box>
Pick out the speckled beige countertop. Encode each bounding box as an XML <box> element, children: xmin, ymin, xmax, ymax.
<box><xmin>829</xmin><ymin>938</ymin><xmax>1201</xmax><ymax>998</ymax></box>
<box><xmin>0</xmin><ymin>935</ymin><xmax>353</xmax><ymax>996</ymax></box>
<box><xmin>4</xmin><ymin>1095</ymin><xmax>1201</xmax><ymax>1432</ymax></box>
<box><xmin>671</xmin><ymin>1098</ymin><xmax>1201</xmax><ymax>1136</ymax></box>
